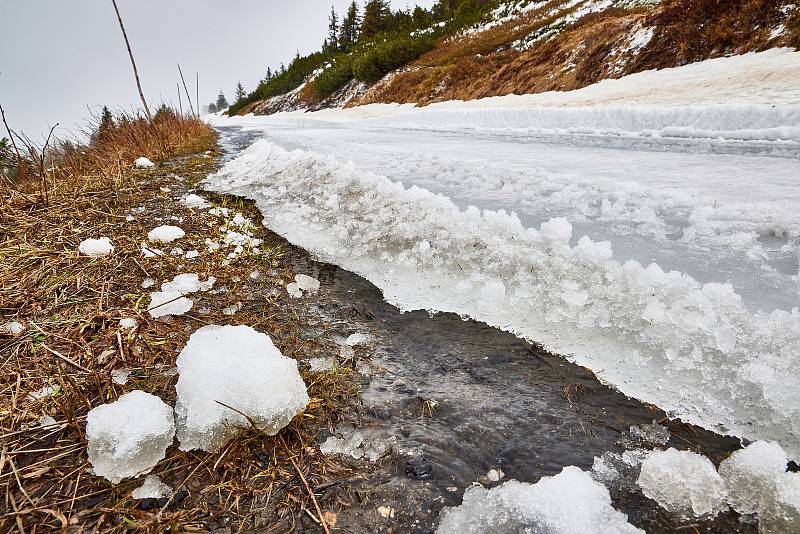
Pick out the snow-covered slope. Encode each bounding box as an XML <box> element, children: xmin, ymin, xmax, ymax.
<box><xmin>207</xmin><ymin>50</ymin><xmax>800</xmax><ymax>457</ymax></box>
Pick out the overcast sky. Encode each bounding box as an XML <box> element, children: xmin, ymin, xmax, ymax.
<box><xmin>0</xmin><ymin>0</ymin><xmax>434</xmax><ymax>141</ymax></box>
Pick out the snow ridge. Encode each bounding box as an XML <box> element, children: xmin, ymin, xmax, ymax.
<box><xmin>206</xmin><ymin>139</ymin><xmax>800</xmax><ymax>458</ymax></box>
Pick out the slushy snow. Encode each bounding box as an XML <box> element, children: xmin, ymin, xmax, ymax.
<box><xmin>147</xmin><ymin>225</ymin><xmax>185</xmax><ymax>243</ymax></box>
<box><xmin>174</xmin><ymin>325</ymin><xmax>309</xmax><ymax>452</ymax></box>
<box><xmin>436</xmin><ymin>466</ymin><xmax>642</xmax><ymax>534</ymax></box>
<box><xmin>135</xmin><ymin>157</ymin><xmax>155</xmax><ymax>168</ymax></box>
<box><xmin>131</xmin><ymin>474</ymin><xmax>172</xmax><ymax>499</ymax></box>
<box><xmin>79</xmin><ymin>237</ymin><xmax>114</xmax><ymax>257</ymax></box>
<box><xmin>636</xmin><ymin>448</ymin><xmax>727</xmax><ymax>519</ymax></box>
<box><xmin>85</xmin><ymin>390</ymin><xmax>175</xmax><ymax>483</ymax></box>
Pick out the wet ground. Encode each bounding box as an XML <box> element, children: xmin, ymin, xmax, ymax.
<box><xmin>212</xmin><ymin>126</ymin><xmax>755</xmax><ymax>533</ymax></box>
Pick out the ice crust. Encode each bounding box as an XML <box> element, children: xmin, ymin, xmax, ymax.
<box><xmin>174</xmin><ymin>325</ymin><xmax>309</xmax><ymax>452</ymax></box>
<box><xmin>206</xmin><ymin>135</ymin><xmax>800</xmax><ymax>457</ymax></box>
<box><xmin>79</xmin><ymin>237</ymin><xmax>115</xmax><ymax>257</ymax></box>
<box><xmin>637</xmin><ymin>448</ymin><xmax>727</xmax><ymax>519</ymax></box>
<box><xmin>147</xmin><ymin>225</ymin><xmax>185</xmax><ymax>243</ymax></box>
<box><xmin>135</xmin><ymin>157</ymin><xmax>155</xmax><ymax>168</ymax></box>
<box><xmin>436</xmin><ymin>466</ymin><xmax>642</xmax><ymax>534</ymax></box>
<box><xmin>131</xmin><ymin>474</ymin><xmax>172</xmax><ymax>499</ymax></box>
<box><xmin>85</xmin><ymin>391</ymin><xmax>175</xmax><ymax>483</ymax></box>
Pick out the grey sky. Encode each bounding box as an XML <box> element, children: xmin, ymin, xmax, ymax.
<box><xmin>0</xmin><ymin>0</ymin><xmax>435</xmax><ymax>141</ymax></box>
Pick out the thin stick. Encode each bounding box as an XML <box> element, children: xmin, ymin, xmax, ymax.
<box><xmin>279</xmin><ymin>435</ymin><xmax>330</xmax><ymax>534</ymax></box>
<box><xmin>177</xmin><ymin>64</ymin><xmax>196</xmax><ymax>117</ymax></box>
<box><xmin>195</xmin><ymin>72</ymin><xmax>200</xmax><ymax>118</ymax></box>
<box><xmin>177</xmin><ymin>82</ymin><xmax>183</xmax><ymax>115</ymax></box>
<box><xmin>110</xmin><ymin>0</ymin><xmax>153</xmax><ymax>123</ymax></box>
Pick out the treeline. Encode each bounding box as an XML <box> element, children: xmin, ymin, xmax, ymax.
<box><xmin>226</xmin><ymin>0</ymin><xmax>495</xmax><ymax>115</ymax></box>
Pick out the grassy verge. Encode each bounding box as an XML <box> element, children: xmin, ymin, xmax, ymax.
<box><xmin>0</xmin><ymin>112</ymin><xmax>365</xmax><ymax>532</ymax></box>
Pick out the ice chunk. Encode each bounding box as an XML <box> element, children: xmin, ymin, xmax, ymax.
<box><xmin>618</xmin><ymin>423</ymin><xmax>671</xmax><ymax>448</ymax></box>
<box><xmin>147</xmin><ymin>225</ymin><xmax>185</xmax><ymax>243</ymax></box>
<box><xmin>134</xmin><ymin>157</ymin><xmax>155</xmax><ymax>168</ymax></box>
<box><xmin>1</xmin><ymin>321</ymin><xmax>25</xmax><ymax>336</ymax></box>
<box><xmin>38</xmin><ymin>415</ymin><xmax>57</xmax><ymax>427</ymax></box>
<box><xmin>174</xmin><ymin>325</ymin><xmax>309</xmax><ymax>452</ymax></box>
<box><xmin>320</xmin><ymin>426</ymin><xmax>393</xmax><ymax>462</ymax></box>
<box><xmin>131</xmin><ymin>474</ymin><xmax>172</xmax><ymax>499</ymax></box>
<box><xmin>762</xmin><ymin>472</ymin><xmax>800</xmax><ymax>534</ymax></box>
<box><xmin>437</xmin><ymin>466</ymin><xmax>642</xmax><ymax>534</ymax></box>
<box><xmin>141</xmin><ymin>277</ymin><xmax>155</xmax><ymax>289</ymax></box>
<box><xmin>540</xmin><ymin>217</ymin><xmax>572</xmax><ymax>244</ymax></box>
<box><xmin>85</xmin><ymin>390</ymin><xmax>175</xmax><ymax>483</ymax></box>
<box><xmin>345</xmin><ymin>332</ymin><xmax>373</xmax><ymax>346</ymax></box>
<box><xmin>309</xmin><ymin>357</ymin><xmax>335</xmax><ymax>372</ymax></box>
<box><xmin>28</xmin><ymin>384</ymin><xmax>59</xmax><ymax>400</ymax></box>
<box><xmin>294</xmin><ymin>274</ymin><xmax>320</xmax><ymax>293</ymax></box>
<box><xmin>147</xmin><ymin>291</ymin><xmax>193</xmax><ymax>318</ymax></box>
<box><xmin>286</xmin><ymin>282</ymin><xmax>303</xmax><ymax>298</ymax></box>
<box><xmin>185</xmin><ymin>250</ymin><xmax>200</xmax><ymax>259</ymax></box>
<box><xmin>591</xmin><ymin>449</ymin><xmax>650</xmax><ymax>492</ymax></box>
<box><xmin>486</xmin><ymin>468</ymin><xmax>505</xmax><ymax>483</ymax></box>
<box><xmin>79</xmin><ymin>237</ymin><xmax>114</xmax><ymax>257</ymax></box>
<box><xmin>119</xmin><ymin>317</ymin><xmax>138</xmax><ymax>330</ymax></box>
<box><xmin>181</xmin><ymin>194</ymin><xmax>210</xmax><ymax>209</ymax></box>
<box><xmin>636</xmin><ymin>448</ymin><xmax>727</xmax><ymax>519</ymax></box>
<box><xmin>111</xmin><ymin>368</ymin><xmax>130</xmax><ymax>385</ymax></box>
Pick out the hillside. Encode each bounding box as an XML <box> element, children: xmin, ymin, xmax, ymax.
<box><xmin>232</xmin><ymin>0</ymin><xmax>800</xmax><ymax>117</ymax></box>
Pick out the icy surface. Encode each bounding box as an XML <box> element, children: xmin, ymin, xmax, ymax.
<box><xmin>79</xmin><ymin>237</ymin><xmax>114</xmax><ymax>257</ymax></box>
<box><xmin>436</xmin><ymin>466</ymin><xmax>642</xmax><ymax>533</ymax></box>
<box><xmin>294</xmin><ymin>274</ymin><xmax>320</xmax><ymax>293</ymax></box>
<box><xmin>85</xmin><ymin>390</ymin><xmax>175</xmax><ymax>483</ymax></box>
<box><xmin>637</xmin><ymin>448</ymin><xmax>727</xmax><ymax>519</ymax></box>
<box><xmin>174</xmin><ymin>325</ymin><xmax>309</xmax><ymax>452</ymax></box>
<box><xmin>131</xmin><ymin>474</ymin><xmax>172</xmax><ymax>499</ymax></box>
<box><xmin>207</xmin><ymin>50</ymin><xmax>800</xmax><ymax>456</ymax></box>
<box><xmin>135</xmin><ymin>157</ymin><xmax>155</xmax><ymax>168</ymax></box>
<box><xmin>147</xmin><ymin>225</ymin><xmax>185</xmax><ymax>243</ymax></box>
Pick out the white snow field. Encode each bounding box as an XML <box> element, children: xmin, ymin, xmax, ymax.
<box><xmin>174</xmin><ymin>325</ymin><xmax>309</xmax><ymax>452</ymax></box>
<box><xmin>207</xmin><ymin>50</ymin><xmax>800</xmax><ymax>457</ymax></box>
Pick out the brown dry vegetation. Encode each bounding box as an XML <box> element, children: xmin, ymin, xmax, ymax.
<box><xmin>348</xmin><ymin>0</ymin><xmax>799</xmax><ymax>107</ymax></box>
<box><xmin>0</xmin><ymin>113</ymin><xmax>368</xmax><ymax>532</ymax></box>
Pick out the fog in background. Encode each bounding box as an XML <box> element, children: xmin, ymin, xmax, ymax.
<box><xmin>0</xmin><ymin>0</ymin><xmax>434</xmax><ymax>141</ymax></box>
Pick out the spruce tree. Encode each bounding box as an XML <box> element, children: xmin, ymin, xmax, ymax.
<box><xmin>96</xmin><ymin>106</ymin><xmax>115</xmax><ymax>142</ymax></box>
<box><xmin>208</xmin><ymin>102</ymin><xmax>217</xmax><ymax>113</ymax></box>
<box><xmin>339</xmin><ymin>1</ymin><xmax>360</xmax><ymax>50</ymax></box>
<box><xmin>327</xmin><ymin>6</ymin><xmax>339</xmax><ymax>52</ymax></box>
<box><xmin>361</xmin><ymin>0</ymin><xmax>391</xmax><ymax>39</ymax></box>
<box><xmin>216</xmin><ymin>91</ymin><xmax>229</xmax><ymax>110</ymax></box>
<box><xmin>234</xmin><ymin>82</ymin><xmax>246</xmax><ymax>102</ymax></box>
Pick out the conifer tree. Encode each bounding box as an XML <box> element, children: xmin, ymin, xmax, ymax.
<box><xmin>208</xmin><ymin>102</ymin><xmax>217</xmax><ymax>113</ymax></box>
<box><xmin>339</xmin><ymin>1</ymin><xmax>360</xmax><ymax>50</ymax></box>
<box><xmin>327</xmin><ymin>6</ymin><xmax>339</xmax><ymax>52</ymax></box>
<box><xmin>361</xmin><ymin>0</ymin><xmax>391</xmax><ymax>39</ymax></box>
<box><xmin>234</xmin><ymin>82</ymin><xmax>246</xmax><ymax>102</ymax></box>
<box><xmin>216</xmin><ymin>91</ymin><xmax>229</xmax><ymax>110</ymax></box>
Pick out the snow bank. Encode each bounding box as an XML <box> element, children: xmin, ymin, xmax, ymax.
<box><xmin>79</xmin><ymin>237</ymin><xmax>114</xmax><ymax>257</ymax></box>
<box><xmin>85</xmin><ymin>391</ymin><xmax>175</xmax><ymax>483</ymax></box>
<box><xmin>637</xmin><ymin>448</ymin><xmax>727</xmax><ymax>519</ymax></box>
<box><xmin>147</xmin><ymin>225</ymin><xmax>185</xmax><ymax>243</ymax></box>
<box><xmin>174</xmin><ymin>325</ymin><xmax>309</xmax><ymax>452</ymax></box>
<box><xmin>436</xmin><ymin>466</ymin><xmax>642</xmax><ymax>533</ymax></box>
<box><xmin>135</xmin><ymin>157</ymin><xmax>155</xmax><ymax>168</ymax></box>
<box><xmin>205</xmin><ymin>138</ymin><xmax>800</xmax><ymax>458</ymax></box>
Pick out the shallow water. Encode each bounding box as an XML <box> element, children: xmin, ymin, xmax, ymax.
<box><xmin>214</xmin><ymin>125</ymin><xmax>753</xmax><ymax>533</ymax></box>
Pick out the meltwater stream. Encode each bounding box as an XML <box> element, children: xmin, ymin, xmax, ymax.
<box><xmin>211</xmin><ymin>125</ymin><xmax>757</xmax><ymax>533</ymax></box>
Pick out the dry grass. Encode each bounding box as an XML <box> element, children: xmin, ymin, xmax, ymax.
<box><xmin>0</xmin><ymin>112</ymin><xmax>366</xmax><ymax>532</ymax></box>
<box><xmin>350</xmin><ymin>0</ymin><xmax>798</xmax><ymax>107</ymax></box>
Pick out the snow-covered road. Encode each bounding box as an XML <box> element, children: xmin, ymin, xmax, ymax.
<box><xmin>207</xmin><ymin>50</ymin><xmax>800</xmax><ymax>457</ymax></box>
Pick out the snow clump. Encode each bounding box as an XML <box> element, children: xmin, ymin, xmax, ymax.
<box><xmin>174</xmin><ymin>325</ymin><xmax>309</xmax><ymax>452</ymax></box>
<box><xmin>131</xmin><ymin>474</ymin><xmax>172</xmax><ymax>499</ymax></box>
<box><xmin>436</xmin><ymin>466</ymin><xmax>642</xmax><ymax>534</ymax></box>
<box><xmin>79</xmin><ymin>237</ymin><xmax>115</xmax><ymax>257</ymax></box>
<box><xmin>147</xmin><ymin>273</ymin><xmax>215</xmax><ymax>318</ymax></box>
<box><xmin>719</xmin><ymin>441</ymin><xmax>800</xmax><ymax>532</ymax></box>
<box><xmin>85</xmin><ymin>390</ymin><xmax>175</xmax><ymax>483</ymax></box>
<box><xmin>134</xmin><ymin>157</ymin><xmax>155</xmax><ymax>168</ymax></box>
<box><xmin>181</xmin><ymin>194</ymin><xmax>210</xmax><ymax>209</ymax></box>
<box><xmin>119</xmin><ymin>317</ymin><xmax>138</xmax><ymax>329</ymax></box>
<box><xmin>1</xmin><ymin>321</ymin><xmax>25</xmax><ymax>336</ymax></box>
<box><xmin>636</xmin><ymin>448</ymin><xmax>727</xmax><ymax>519</ymax></box>
<box><xmin>294</xmin><ymin>274</ymin><xmax>320</xmax><ymax>293</ymax></box>
<box><xmin>147</xmin><ymin>225</ymin><xmax>185</xmax><ymax>243</ymax></box>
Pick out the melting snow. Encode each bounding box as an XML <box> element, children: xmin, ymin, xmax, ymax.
<box><xmin>135</xmin><ymin>157</ymin><xmax>155</xmax><ymax>168</ymax></box>
<box><xmin>131</xmin><ymin>474</ymin><xmax>172</xmax><ymax>499</ymax></box>
<box><xmin>79</xmin><ymin>237</ymin><xmax>114</xmax><ymax>257</ymax></box>
<box><xmin>181</xmin><ymin>193</ymin><xmax>210</xmax><ymax>209</ymax></box>
<box><xmin>85</xmin><ymin>390</ymin><xmax>175</xmax><ymax>483</ymax></box>
<box><xmin>147</xmin><ymin>225</ymin><xmax>185</xmax><ymax>243</ymax></box>
<box><xmin>174</xmin><ymin>325</ymin><xmax>309</xmax><ymax>452</ymax></box>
